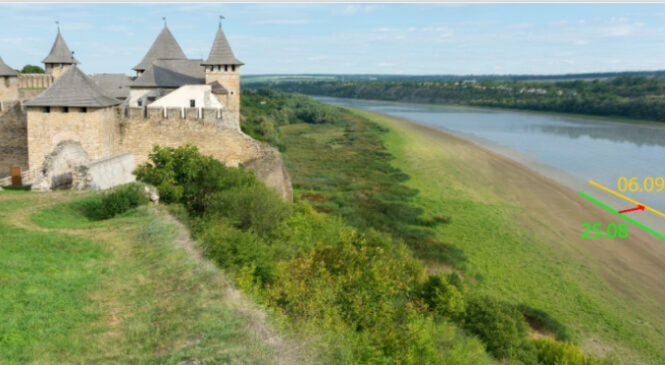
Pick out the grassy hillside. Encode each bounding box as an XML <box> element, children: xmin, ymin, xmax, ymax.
<box><xmin>0</xmin><ymin>190</ymin><xmax>294</xmax><ymax>364</ymax></box>
<box><xmin>273</xmin><ymin>101</ymin><xmax>665</xmax><ymax>363</ymax></box>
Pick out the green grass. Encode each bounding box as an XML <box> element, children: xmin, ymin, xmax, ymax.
<box><xmin>0</xmin><ymin>193</ymin><xmax>286</xmax><ymax>364</ymax></box>
<box><xmin>351</xmin><ymin>108</ymin><xmax>665</xmax><ymax>364</ymax></box>
<box><xmin>0</xmin><ymin>212</ymin><xmax>106</xmax><ymax>363</ymax></box>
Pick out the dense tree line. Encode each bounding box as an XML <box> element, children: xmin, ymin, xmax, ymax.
<box><xmin>246</xmin><ymin>76</ymin><xmax>665</xmax><ymax>122</ymax></box>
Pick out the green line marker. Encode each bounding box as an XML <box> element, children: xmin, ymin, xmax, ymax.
<box><xmin>578</xmin><ymin>191</ymin><xmax>665</xmax><ymax>241</ymax></box>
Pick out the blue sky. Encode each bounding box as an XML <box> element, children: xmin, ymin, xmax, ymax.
<box><xmin>2</xmin><ymin>3</ymin><xmax>665</xmax><ymax>76</ymax></box>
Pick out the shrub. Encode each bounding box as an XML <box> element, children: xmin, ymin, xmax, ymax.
<box><xmin>463</xmin><ymin>295</ymin><xmax>530</xmax><ymax>359</ymax></box>
<box><xmin>134</xmin><ymin>145</ymin><xmax>258</xmax><ymax>215</ymax></box>
<box><xmin>99</xmin><ymin>183</ymin><xmax>148</xmax><ymax>219</ymax></box>
<box><xmin>209</xmin><ymin>184</ymin><xmax>291</xmax><ymax>236</ymax></box>
<box><xmin>534</xmin><ymin>338</ymin><xmax>604</xmax><ymax>365</ymax></box>
<box><xmin>199</xmin><ymin>222</ymin><xmax>275</xmax><ymax>285</ymax></box>
<box><xmin>422</xmin><ymin>275</ymin><xmax>466</xmax><ymax>319</ymax></box>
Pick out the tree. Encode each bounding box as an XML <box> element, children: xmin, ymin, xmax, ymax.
<box><xmin>20</xmin><ymin>65</ymin><xmax>45</xmax><ymax>74</ymax></box>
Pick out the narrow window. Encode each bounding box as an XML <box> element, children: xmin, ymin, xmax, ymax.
<box><xmin>45</xmin><ymin>107</ymin><xmax>50</xmax><ymax>113</ymax></box>
<box><xmin>63</xmin><ymin>107</ymin><xmax>69</xmax><ymax>113</ymax></box>
<box><xmin>210</xmin><ymin>66</ymin><xmax>214</xmax><ymax>71</ymax></box>
<box><xmin>232</xmin><ymin>65</ymin><xmax>236</xmax><ymax>72</ymax></box>
<box><xmin>217</xmin><ymin>65</ymin><xmax>221</xmax><ymax>71</ymax></box>
<box><xmin>4</xmin><ymin>76</ymin><xmax>9</xmax><ymax>87</ymax></box>
<box><xmin>137</xmin><ymin>100</ymin><xmax>143</xmax><ymax>107</ymax></box>
<box><xmin>224</xmin><ymin>65</ymin><xmax>228</xmax><ymax>72</ymax></box>
<box><xmin>82</xmin><ymin>107</ymin><xmax>87</xmax><ymax>113</ymax></box>
<box><xmin>190</xmin><ymin>99</ymin><xmax>196</xmax><ymax>107</ymax></box>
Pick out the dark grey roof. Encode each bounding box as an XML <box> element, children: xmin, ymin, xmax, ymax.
<box><xmin>201</xmin><ymin>25</ymin><xmax>243</xmax><ymax>66</ymax></box>
<box><xmin>42</xmin><ymin>29</ymin><xmax>79</xmax><ymax>64</ymax></box>
<box><xmin>133</xmin><ymin>26</ymin><xmax>187</xmax><ymax>71</ymax></box>
<box><xmin>91</xmin><ymin>73</ymin><xmax>132</xmax><ymax>99</ymax></box>
<box><xmin>24</xmin><ymin>66</ymin><xmax>120</xmax><ymax>107</ymax></box>
<box><xmin>208</xmin><ymin>80</ymin><xmax>228</xmax><ymax>95</ymax></box>
<box><xmin>0</xmin><ymin>56</ymin><xmax>18</xmax><ymax>77</ymax></box>
<box><xmin>131</xmin><ymin>59</ymin><xmax>204</xmax><ymax>88</ymax></box>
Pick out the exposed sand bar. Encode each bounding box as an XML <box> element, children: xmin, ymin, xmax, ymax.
<box><xmin>359</xmin><ymin>108</ymin><xmax>665</xmax><ymax>315</ymax></box>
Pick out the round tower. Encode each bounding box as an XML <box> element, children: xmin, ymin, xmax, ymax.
<box><xmin>201</xmin><ymin>17</ymin><xmax>244</xmax><ymax>115</ymax></box>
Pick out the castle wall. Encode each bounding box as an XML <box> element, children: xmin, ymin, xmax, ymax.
<box><xmin>18</xmin><ymin>73</ymin><xmax>53</xmax><ymax>90</ymax></box>
<box><xmin>26</xmin><ymin>106</ymin><xmax>116</xmax><ymax>170</ymax></box>
<box><xmin>0</xmin><ymin>102</ymin><xmax>28</xmax><ymax>178</ymax></box>
<box><xmin>0</xmin><ymin>76</ymin><xmax>19</xmax><ymax>101</ymax></box>
<box><xmin>116</xmin><ymin>107</ymin><xmax>253</xmax><ymax>168</ymax></box>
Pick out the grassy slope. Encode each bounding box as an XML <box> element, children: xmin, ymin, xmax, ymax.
<box><xmin>0</xmin><ymin>191</ymin><xmax>291</xmax><ymax>364</ymax></box>
<box><xmin>348</xmin><ymin>109</ymin><xmax>665</xmax><ymax>364</ymax></box>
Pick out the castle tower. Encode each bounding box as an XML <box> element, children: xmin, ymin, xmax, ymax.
<box><xmin>201</xmin><ymin>19</ymin><xmax>244</xmax><ymax>116</ymax></box>
<box><xmin>132</xmin><ymin>24</ymin><xmax>187</xmax><ymax>77</ymax></box>
<box><xmin>42</xmin><ymin>25</ymin><xmax>79</xmax><ymax>80</ymax></box>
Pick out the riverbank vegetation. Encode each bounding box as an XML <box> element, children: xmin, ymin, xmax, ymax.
<box><xmin>247</xmin><ymin>76</ymin><xmax>665</xmax><ymax>122</ymax></box>
<box><xmin>81</xmin><ymin>89</ymin><xmax>616</xmax><ymax>363</ymax></box>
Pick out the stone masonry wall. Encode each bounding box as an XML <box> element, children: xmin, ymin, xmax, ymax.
<box><xmin>0</xmin><ymin>76</ymin><xmax>19</xmax><ymax>101</ymax></box>
<box><xmin>0</xmin><ymin>102</ymin><xmax>28</xmax><ymax>178</ymax></box>
<box><xmin>115</xmin><ymin>110</ymin><xmax>292</xmax><ymax>201</ymax></box>
<box><xmin>27</xmin><ymin>106</ymin><xmax>116</xmax><ymax>170</ymax></box>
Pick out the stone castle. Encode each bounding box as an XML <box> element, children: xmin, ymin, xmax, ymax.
<box><xmin>0</xmin><ymin>21</ymin><xmax>292</xmax><ymax>200</ymax></box>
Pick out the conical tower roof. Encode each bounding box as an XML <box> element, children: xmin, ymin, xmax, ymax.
<box><xmin>0</xmin><ymin>56</ymin><xmax>18</xmax><ymax>76</ymax></box>
<box><xmin>42</xmin><ymin>28</ymin><xmax>79</xmax><ymax>64</ymax></box>
<box><xmin>24</xmin><ymin>65</ymin><xmax>120</xmax><ymax>108</ymax></box>
<box><xmin>133</xmin><ymin>26</ymin><xmax>187</xmax><ymax>72</ymax></box>
<box><xmin>201</xmin><ymin>24</ymin><xmax>243</xmax><ymax>66</ymax></box>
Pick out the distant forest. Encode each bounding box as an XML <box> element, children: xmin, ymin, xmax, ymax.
<box><xmin>245</xmin><ymin>74</ymin><xmax>665</xmax><ymax>122</ymax></box>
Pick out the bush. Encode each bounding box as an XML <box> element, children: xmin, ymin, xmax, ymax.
<box><xmin>534</xmin><ymin>338</ymin><xmax>604</xmax><ymax>365</ymax></box>
<box><xmin>199</xmin><ymin>222</ymin><xmax>275</xmax><ymax>285</ymax></box>
<box><xmin>422</xmin><ymin>275</ymin><xmax>465</xmax><ymax>319</ymax></box>
<box><xmin>209</xmin><ymin>184</ymin><xmax>291</xmax><ymax>236</ymax></box>
<box><xmin>99</xmin><ymin>183</ymin><xmax>149</xmax><ymax>219</ymax></box>
<box><xmin>463</xmin><ymin>295</ymin><xmax>531</xmax><ymax>360</ymax></box>
<box><xmin>134</xmin><ymin>145</ymin><xmax>258</xmax><ymax>215</ymax></box>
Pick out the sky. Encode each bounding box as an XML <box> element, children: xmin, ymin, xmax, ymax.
<box><xmin>2</xmin><ymin>3</ymin><xmax>665</xmax><ymax>76</ymax></box>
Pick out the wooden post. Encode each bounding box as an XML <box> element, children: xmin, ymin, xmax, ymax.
<box><xmin>10</xmin><ymin>166</ymin><xmax>22</xmax><ymax>187</ymax></box>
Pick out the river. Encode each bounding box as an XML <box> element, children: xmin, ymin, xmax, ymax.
<box><xmin>316</xmin><ymin>96</ymin><xmax>665</xmax><ymax>232</ymax></box>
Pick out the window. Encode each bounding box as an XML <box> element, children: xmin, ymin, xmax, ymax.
<box><xmin>3</xmin><ymin>76</ymin><xmax>9</xmax><ymax>88</ymax></box>
<box><xmin>230</xmin><ymin>91</ymin><xmax>235</xmax><ymax>96</ymax></box>
<box><xmin>137</xmin><ymin>100</ymin><xmax>143</xmax><ymax>107</ymax></box>
<box><xmin>217</xmin><ymin>65</ymin><xmax>221</xmax><ymax>71</ymax></box>
<box><xmin>232</xmin><ymin>65</ymin><xmax>236</xmax><ymax>72</ymax></box>
<box><xmin>190</xmin><ymin>99</ymin><xmax>196</xmax><ymax>107</ymax></box>
<box><xmin>45</xmin><ymin>107</ymin><xmax>50</xmax><ymax>113</ymax></box>
<box><xmin>224</xmin><ymin>65</ymin><xmax>228</xmax><ymax>72</ymax></box>
<box><xmin>210</xmin><ymin>66</ymin><xmax>214</xmax><ymax>71</ymax></box>
<box><xmin>82</xmin><ymin>107</ymin><xmax>87</xmax><ymax>113</ymax></box>
<box><xmin>63</xmin><ymin>107</ymin><xmax>69</xmax><ymax>113</ymax></box>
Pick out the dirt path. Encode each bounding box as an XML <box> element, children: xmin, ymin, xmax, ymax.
<box><xmin>0</xmin><ymin>192</ymin><xmax>307</xmax><ymax>364</ymax></box>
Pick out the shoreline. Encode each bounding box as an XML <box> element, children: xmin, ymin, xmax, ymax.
<box><xmin>313</xmin><ymin>95</ymin><xmax>665</xmax><ymax>129</ymax></box>
<box><xmin>348</xmin><ymin>107</ymin><xmax>665</xmax><ymax>361</ymax></box>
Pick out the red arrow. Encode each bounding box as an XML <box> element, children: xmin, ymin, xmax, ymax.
<box><xmin>618</xmin><ymin>204</ymin><xmax>645</xmax><ymax>214</ymax></box>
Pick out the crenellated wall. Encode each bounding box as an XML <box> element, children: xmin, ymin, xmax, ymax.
<box><xmin>0</xmin><ymin>104</ymin><xmax>292</xmax><ymax>200</ymax></box>
<box><xmin>18</xmin><ymin>74</ymin><xmax>53</xmax><ymax>89</ymax></box>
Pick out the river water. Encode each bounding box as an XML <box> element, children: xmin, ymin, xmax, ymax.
<box><xmin>316</xmin><ymin>97</ymin><xmax>665</xmax><ymax>229</ymax></box>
